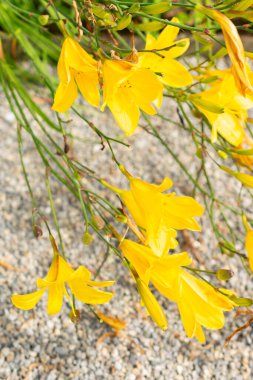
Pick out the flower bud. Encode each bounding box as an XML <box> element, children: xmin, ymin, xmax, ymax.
<box><xmin>82</xmin><ymin>232</ymin><xmax>93</xmax><ymax>245</ymax></box>
<box><xmin>230</xmin><ymin>296</ymin><xmax>253</xmax><ymax>307</ymax></box>
<box><xmin>218</xmin><ymin>150</ymin><xmax>228</xmax><ymax>160</ymax></box>
<box><xmin>38</xmin><ymin>15</ymin><xmax>49</xmax><ymax>26</ymax></box>
<box><xmin>216</xmin><ymin>269</ymin><xmax>234</xmax><ymax>281</ymax></box>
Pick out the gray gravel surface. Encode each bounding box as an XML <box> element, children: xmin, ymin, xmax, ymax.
<box><xmin>0</xmin><ymin>89</ymin><xmax>252</xmax><ymax>380</ymax></box>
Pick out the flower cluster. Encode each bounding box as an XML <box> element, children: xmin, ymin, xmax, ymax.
<box><xmin>11</xmin><ymin>4</ymin><xmax>253</xmax><ymax>345</ymax></box>
<box><xmin>12</xmin><ymin>245</ymin><xmax>114</xmax><ymax>315</ymax></box>
<box><xmin>52</xmin><ymin>18</ymin><xmax>192</xmax><ymax>135</ymax></box>
<box><xmin>103</xmin><ymin>166</ymin><xmax>236</xmax><ymax>343</ymax></box>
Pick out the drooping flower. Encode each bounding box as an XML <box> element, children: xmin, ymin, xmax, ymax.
<box><xmin>121</xmin><ymin>239</ymin><xmax>235</xmax><ymax>343</ymax></box>
<box><xmin>101</xmin><ymin>59</ymin><xmax>163</xmax><ymax>135</ymax></box>
<box><xmin>52</xmin><ymin>37</ymin><xmax>100</xmax><ymax>112</ymax></box>
<box><xmin>243</xmin><ymin>215</ymin><xmax>253</xmax><ymax>272</ymax></box>
<box><xmin>12</xmin><ymin>255</ymin><xmax>114</xmax><ymax>314</ymax></box>
<box><xmin>192</xmin><ymin>70</ymin><xmax>253</xmax><ymax>146</ymax></box>
<box><xmin>138</xmin><ymin>17</ymin><xmax>193</xmax><ymax>88</ymax></box>
<box><xmin>103</xmin><ymin>167</ymin><xmax>204</xmax><ymax>256</ymax></box>
<box><xmin>197</xmin><ymin>5</ymin><xmax>253</xmax><ymax>96</ymax></box>
<box><xmin>246</xmin><ymin>231</ymin><xmax>253</xmax><ymax>272</ymax></box>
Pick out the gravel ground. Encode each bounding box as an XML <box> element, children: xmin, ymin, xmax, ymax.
<box><xmin>0</xmin><ymin>87</ymin><xmax>252</xmax><ymax>380</ymax></box>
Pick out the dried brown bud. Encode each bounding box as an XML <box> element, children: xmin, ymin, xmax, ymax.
<box><xmin>33</xmin><ymin>225</ymin><xmax>43</xmax><ymax>238</ymax></box>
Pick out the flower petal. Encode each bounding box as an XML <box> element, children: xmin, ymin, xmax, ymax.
<box><xmin>69</xmin><ymin>280</ymin><xmax>113</xmax><ymax>304</ymax></box>
<box><xmin>11</xmin><ymin>288</ymin><xmax>47</xmax><ymax>310</ymax></box>
<box><xmin>156</xmin><ymin>59</ymin><xmax>193</xmax><ymax>88</ymax></box>
<box><xmin>214</xmin><ymin>113</ymin><xmax>244</xmax><ymax>147</ymax></box>
<box><xmin>245</xmin><ymin>230</ymin><xmax>253</xmax><ymax>271</ymax></box>
<box><xmin>52</xmin><ymin>78</ymin><xmax>78</xmax><ymax>113</ymax></box>
<box><xmin>136</xmin><ymin>278</ymin><xmax>168</xmax><ymax>330</ymax></box>
<box><xmin>74</xmin><ymin>70</ymin><xmax>100</xmax><ymax>107</ymax></box>
<box><xmin>107</xmin><ymin>87</ymin><xmax>140</xmax><ymax>135</ymax></box>
<box><xmin>47</xmin><ymin>283</ymin><xmax>65</xmax><ymax>315</ymax></box>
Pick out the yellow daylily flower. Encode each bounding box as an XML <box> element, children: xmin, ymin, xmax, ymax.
<box><xmin>138</xmin><ymin>17</ymin><xmax>193</xmax><ymax>88</ymax></box>
<box><xmin>243</xmin><ymin>215</ymin><xmax>253</xmax><ymax>271</ymax></box>
<box><xmin>105</xmin><ymin>168</ymin><xmax>204</xmax><ymax>256</ymax></box>
<box><xmin>52</xmin><ymin>37</ymin><xmax>100</xmax><ymax>112</ymax></box>
<box><xmin>121</xmin><ymin>239</ymin><xmax>235</xmax><ymax>343</ymax></box>
<box><xmin>12</xmin><ymin>255</ymin><xmax>114</xmax><ymax>314</ymax></box>
<box><xmin>101</xmin><ymin>59</ymin><xmax>163</xmax><ymax>135</ymax></box>
<box><xmin>192</xmin><ymin>70</ymin><xmax>253</xmax><ymax>146</ymax></box>
<box><xmin>197</xmin><ymin>5</ymin><xmax>253</xmax><ymax>96</ymax></box>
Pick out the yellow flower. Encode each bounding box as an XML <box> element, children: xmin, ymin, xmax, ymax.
<box><xmin>52</xmin><ymin>37</ymin><xmax>100</xmax><ymax>112</ymax></box>
<box><xmin>121</xmin><ymin>239</ymin><xmax>235</xmax><ymax>343</ymax></box>
<box><xmin>101</xmin><ymin>59</ymin><xmax>163</xmax><ymax>135</ymax></box>
<box><xmin>197</xmin><ymin>5</ymin><xmax>253</xmax><ymax>96</ymax></box>
<box><xmin>138</xmin><ymin>18</ymin><xmax>193</xmax><ymax>88</ymax></box>
<box><xmin>243</xmin><ymin>215</ymin><xmax>253</xmax><ymax>271</ymax></box>
<box><xmin>192</xmin><ymin>70</ymin><xmax>253</xmax><ymax>146</ymax></box>
<box><xmin>11</xmin><ymin>255</ymin><xmax>114</xmax><ymax>314</ymax></box>
<box><xmin>246</xmin><ymin>231</ymin><xmax>253</xmax><ymax>271</ymax></box>
<box><xmin>105</xmin><ymin>168</ymin><xmax>204</xmax><ymax>256</ymax></box>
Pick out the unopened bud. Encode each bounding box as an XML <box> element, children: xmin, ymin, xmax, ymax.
<box><xmin>218</xmin><ymin>150</ymin><xmax>228</xmax><ymax>160</ymax></box>
<box><xmin>115</xmin><ymin>214</ymin><xmax>127</xmax><ymax>223</ymax></box>
<box><xmin>230</xmin><ymin>296</ymin><xmax>253</xmax><ymax>307</ymax></box>
<box><xmin>38</xmin><ymin>15</ymin><xmax>49</xmax><ymax>26</ymax></box>
<box><xmin>82</xmin><ymin>232</ymin><xmax>93</xmax><ymax>245</ymax></box>
<box><xmin>216</xmin><ymin>269</ymin><xmax>234</xmax><ymax>281</ymax></box>
<box><xmin>70</xmin><ymin>309</ymin><xmax>81</xmax><ymax>324</ymax></box>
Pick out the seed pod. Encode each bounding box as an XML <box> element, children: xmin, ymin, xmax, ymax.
<box><xmin>38</xmin><ymin>15</ymin><xmax>49</xmax><ymax>26</ymax></box>
<box><xmin>82</xmin><ymin>232</ymin><xmax>93</xmax><ymax>245</ymax></box>
<box><xmin>216</xmin><ymin>269</ymin><xmax>234</xmax><ymax>281</ymax></box>
<box><xmin>70</xmin><ymin>309</ymin><xmax>81</xmax><ymax>324</ymax></box>
<box><xmin>230</xmin><ymin>296</ymin><xmax>253</xmax><ymax>307</ymax></box>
